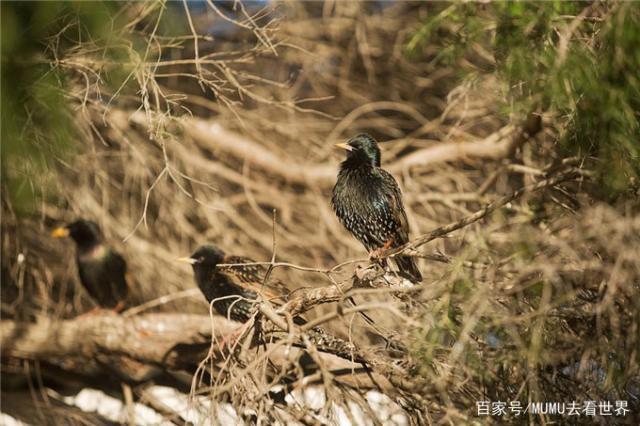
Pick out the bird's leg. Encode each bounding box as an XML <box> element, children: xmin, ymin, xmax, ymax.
<box><xmin>369</xmin><ymin>238</ymin><xmax>394</xmax><ymax>260</ymax></box>
<box><xmin>219</xmin><ymin>320</ymin><xmax>254</xmax><ymax>355</ymax></box>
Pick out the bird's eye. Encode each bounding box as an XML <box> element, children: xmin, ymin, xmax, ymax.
<box><xmin>198</xmin><ymin>256</ymin><xmax>205</xmax><ymax>263</ymax></box>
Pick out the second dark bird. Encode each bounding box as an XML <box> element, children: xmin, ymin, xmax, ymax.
<box><xmin>177</xmin><ymin>244</ymin><xmax>297</xmax><ymax>324</ymax></box>
<box><xmin>332</xmin><ymin>134</ymin><xmax>422</xmax><ymax>282</ymax></box>
<box><xmin>179</xmin><ymin>245</ymin><xmax>359</xmax><ymax>359</ymax></box>
<box><xmin>52</xmin><ymin>219</ymin><xmax>129</xmax><ymax>311</ymax></box>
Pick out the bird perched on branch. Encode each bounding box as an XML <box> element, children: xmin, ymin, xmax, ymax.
<box><xmin>179</xmin><ymin>244</ymin><xmax>359</xmax><ymax>359</ymax></box>
<box><xmin>51</xmin><ymin>219</ymin><xmax>128</xmax><ymax>312</ymax></box>
<box><xmin>178</xmin><ymin>245</ymin><xmax>294</xmax><ymax>324</ymax></box>
<box><xmin>332</xmin><ymin>134</ymin><xmax>422</xmax><ymax>282</ymax></box>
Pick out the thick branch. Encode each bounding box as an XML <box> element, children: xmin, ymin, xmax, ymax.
<box><xmin>282</xmin><ymin>281</ymin><xmax>352</xmax><ymax>317</ymax></box>
<box><xmin>0</xmin><ymin>314</ymin><xmax>219</xmax><ymax>367</ymax></box>
<box><xmin>391</xmin><ymin>113</ymin><xmax>542</xmax><ymax>171</ymax></box>
<box><xmin>116</xmin><ymin>111</ymin><xmax>542</xmax><ymax>187</ymax></box>
<box><xmin>0</xmin><ymin>313</ymin><xmax>398</xmax><ymax>392</ymax></box>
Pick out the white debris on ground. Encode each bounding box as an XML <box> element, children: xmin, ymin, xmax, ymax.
<box><xmin>143</xmin><ymin>386</ymin><xmax>239</xmax><ymax>425</ymax></box>
<box><xmin>1</xmin><ymin>413</ymin><xmax>27</xmax><ymax>426</ymax></box>
<box><xmin>366</xmin><ymin>391</ymin><xmax>410</xmax><ymax>425</ymax></box>
<box><xmin>61</xmin><ymin>388</ymin><xmax>169</xmax><ymax>424</ymax></box>
<box><xmin>1</xmin><ymin>385</ymin><xmax>409</xmax><ymax>425</ymax></box>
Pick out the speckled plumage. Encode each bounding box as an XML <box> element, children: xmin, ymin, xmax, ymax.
<box><xmin>55</xmin><ymin>219</ymin><xmax>128</xmax><ymax>309</ymax></box>
<box><xmin>332</xmin><ymin>134</ymin><xmax>422</xmax><ymax>282</ymax></box>
<box><xmin>187</xmin><ymin>245</ymin><xmax>295</xmax><ymax>323</ymax></box>
<box><xmin>186</xmin><ymin>245</ymin><xmax>360</xmax><ymax>359</ymax></box>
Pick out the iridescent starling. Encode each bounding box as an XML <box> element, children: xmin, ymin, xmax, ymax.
<box><xmin>52</xmin><ymin>219</ymin><xmax>128</xmax><ymax>311</ymax></box>
<box><xmin>180</xmin><ymin>245</ymin><xmax>359</xmax><ymax>359</ymax></box>
<box><xmin>332</xmin><ymin>134</ymin><xmax>422</xmax><ymax>282</ymax></box>
<box><xmin>178</xmin><ymin>244</ymin><xmax>295</xmax><ymax>324</ymax></box>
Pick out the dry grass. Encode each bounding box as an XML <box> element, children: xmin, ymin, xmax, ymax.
<box><xmin>2</xmin><ymin>1</ymin><xmax>639</xmax><ymax>424</ymax></box>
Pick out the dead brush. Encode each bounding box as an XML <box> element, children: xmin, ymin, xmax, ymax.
<box><xmin>2</xmin><ymin>1</ymin><xmax>639</xmax><ymax>424</ymax></box>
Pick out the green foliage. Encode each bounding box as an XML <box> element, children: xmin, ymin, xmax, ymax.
<box><xmin>561</xmin><ymin>6</ymin><xmax>640</xmax><ymax>195</ymax></box>
<box><xmin>408</xmin><ymin>2</ymin><xmax>640</xmax><ymax>197</ymax></box>
<box><xmin>1</xmin><ymin>2</ymin><xmax>116</xmax><ymax>213</ymax></box>
<box><xmin>0</xmin><ymin>2</ymin><xmax>153</xmax><ymax>213</ymax></box>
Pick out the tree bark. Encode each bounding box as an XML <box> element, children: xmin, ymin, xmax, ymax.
<box><xmin>0</xmin><ymin>313</ymin><xmax>395</xmax><ymax>392</ymax></box>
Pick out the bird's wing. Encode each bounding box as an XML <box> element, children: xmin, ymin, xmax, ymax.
<box><xmin>220</xmin><ymin>256</ymin><xmax>264</xmax><ymax>283</ymax></box>
<box><xmin>106</xmin><ymin>250</ymin><xmax>129</xmax><ymax>302</ymax></box>
<box><xmin>221</xmin><ymin>255</ymin><xmax>290</xmax><ymax>303</ymax></box>
<box><xmin>379</xmin><ymin>170</ymin><xmax>423</xmax><ymax>281</ymax></box>
<box><xmin>380</xmin><ymin>169</ymin><xmax>411</xmax><ymax>245</ymax></box>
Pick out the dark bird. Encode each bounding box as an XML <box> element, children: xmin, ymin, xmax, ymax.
<box><xmin>179</xmin><ymin>245</ymin><xmax>359</xmax><ymax>359</ymax></box>
<box><xmin>332</xmin><ymin>134</ymin><xmax>422</xmax><ymax>282</ymax></box>
<box><xmin>177</xmin><ymin>244</ymin><xmax>294</xmax><ymax>324</ymax></box>
<box><xmin>52</xmin><ymin>219</ymin><xmax>128</xmax><ymax>311</ymax></box>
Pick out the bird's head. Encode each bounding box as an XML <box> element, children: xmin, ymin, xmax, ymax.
<box><xmin>51</xmin><ymin>219</ymin><xmax>103</xmax><ymax>249</ymax></box>
<box><xmin>335</xmin><ymin>134</ymin><xmax>381</xmax><ymax>168</ymax></box>
<box><xmin>178</xmin><ymin>244</ymin><xmax>226</xmax><ymax>281</ymax></box>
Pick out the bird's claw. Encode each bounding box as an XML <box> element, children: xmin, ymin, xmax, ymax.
<box><xmin>218</xmin><ymin>322</ymin><xmax>252</xmax><ymax>355</ymax></box>
<box><xmin>369</xmin><ymin>239</ymin><xmax>394</xmax><ymax>261</ymax></box>
<box><xmin>368</xmin><ymin>247</ymin><xmax>385</xmax><ymax>261</ymax></box>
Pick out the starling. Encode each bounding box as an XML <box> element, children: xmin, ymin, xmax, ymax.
<box><xmin>51</xmin><ymin>219</ymin><xmax>128</xmax><ymax>311</ymax></box>
<box><xmin>179</xmin><ymin>245</ymin><xmax>359</xmax><ymax>359</ymax></box>
<box><xmin>331</xmin><ymin>134</ymin><xmax>422</xmax><ymax>282</ymax></box>
<box><xmin>178</xmin><ymin>244</ymin><xmax>295</xmax><ymax>324</ymax></box>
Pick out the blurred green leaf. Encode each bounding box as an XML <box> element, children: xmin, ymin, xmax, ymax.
<box><xmin>407</xmin><ymin>2</ymin><xmax>640</xmax><ymax>198</ymax></box>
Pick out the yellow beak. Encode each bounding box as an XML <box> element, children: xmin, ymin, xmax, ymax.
<box><xmin>335</xmin><ymin>142</ymin><xmax>353</xmax><ymax>151</ymax></box>
<box><xmin>176</xmin><ymin>257</ymin><xmax>197</xmax><ymax>265</ymax></box>
<box><xmin>51</xmin><ymin>227</ymin><xmax>70</xmax><ymax>238</ymax></box>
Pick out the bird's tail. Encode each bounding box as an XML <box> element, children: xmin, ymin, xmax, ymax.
<box><xmin>290</xmin><ymin>315</ymin><xmax>366</xmax><ymax>363</ymax></box>
<box><xmin>392</xmin><ymin>255</ymin><xmax>422</xmax><ymax>283</ymax></box>
<box><xmin>305</xmin><ymin>326</ymin><xmax>366</xmax><ymax>363</ymax></box>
